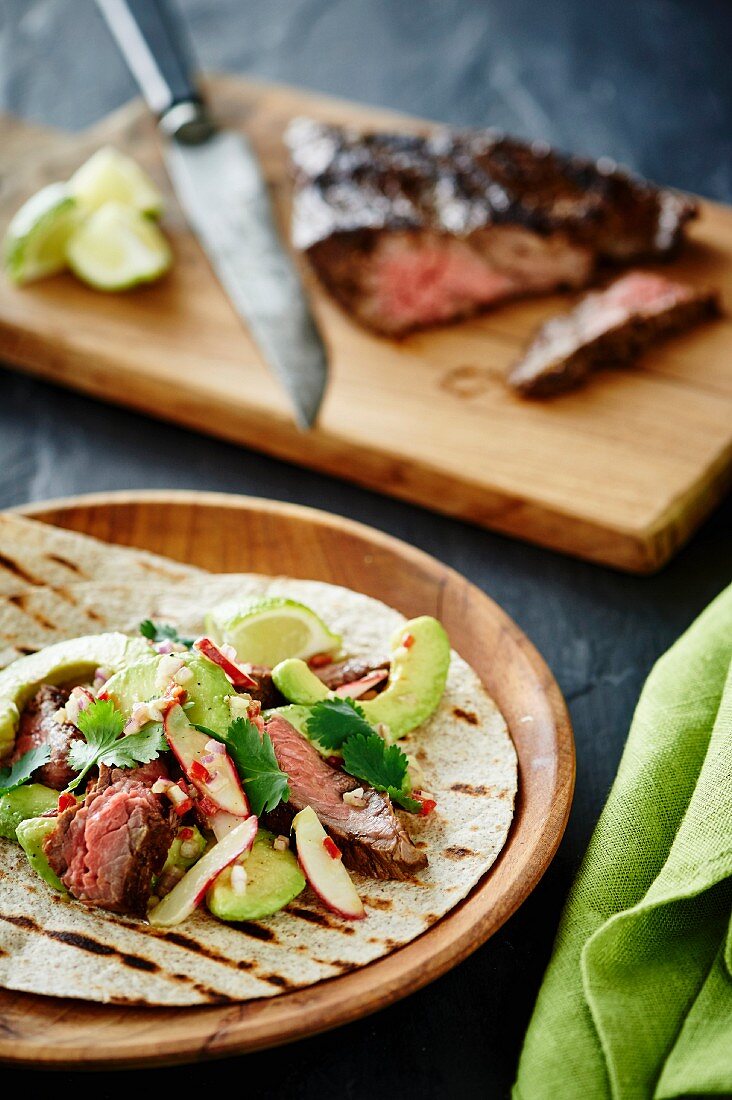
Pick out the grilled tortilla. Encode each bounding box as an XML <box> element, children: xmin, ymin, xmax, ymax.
<box><xmin>0</xmin><ymin>534</ymin><xmax>517</xmax><ymax>1007</ymax></box>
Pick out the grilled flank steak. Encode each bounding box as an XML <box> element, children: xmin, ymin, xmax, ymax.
<box><xmin>507</xmin><ymin>271</ymin><xmax>720</xmax><ymax>396</ymax></box>
<box><xmin>287</xmin><ymin>118</ymin><xmax>697</xmax><ymax>336</ymax></box>
<box><xmin>264</xmin><ymin>714</ymin><xmax>427</xmax><ymax>880</ymax></box>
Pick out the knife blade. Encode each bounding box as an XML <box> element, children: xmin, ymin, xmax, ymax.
<box><xmin>96</xmin><ymin>0</ymin><xmax>328</xmax><ymax>429</ymax></box>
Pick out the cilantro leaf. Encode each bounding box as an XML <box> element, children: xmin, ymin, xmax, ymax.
<box><xmin>0</xmin><ymin>744</ymin><xmax>52</xmax><ymax>794</ymax></box>
<box><xmin>341</xmin><ymin>732</ymin><xmax>419</xmax><ymax>812</ymax></box>
<box><xmin>139</xmin><ymin>620</ymin><xmax>193</xmax><ymax>649</ymax></box>
<box><xmin>305</xmin><ymin>697</ymin><xmax>374</xmax><ymax>750</ymax></box>
<box><xmin>99</xmin><ymin>724</ymin><xmax>168</xmax><ymax>769</ymax></box>
<box><xmin>224</xmin><ymin>717</ymin><xmax>289</xmax><ymax>816</ymax></box>
<box><xmin>66</xmin><ymin>699</ymin><xmax>167</xmax><ymax>791</ymax></box>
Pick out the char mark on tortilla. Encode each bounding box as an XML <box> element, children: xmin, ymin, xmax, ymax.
<box><xmin>263</xmin><ymin>714</ymin><xmax>427</xmax><ymax>880</ymax></box>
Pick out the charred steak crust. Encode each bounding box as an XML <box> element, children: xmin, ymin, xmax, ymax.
<box><xmin>264</xmin><ymin>714</ymin><xmax>426</xmax><ymax>881</ymax></box>
<box><xmin>287</xmin><ymin>118</ymin><xmax>697</xmax><ymax>336</ymax></box>
<box><xmin>11</xmin><ymin>685</ymin><xmax>83</xmax><ymax>790</ymax></box>
<box><xmin>508</xmin><ymin>272</ymin><xmax>720</xmax><ymax>396</ymax></box>
<box><xmin>44</xmin><ymin>763</ymin><xmax>175</xmax><ymax>916</ymax></box>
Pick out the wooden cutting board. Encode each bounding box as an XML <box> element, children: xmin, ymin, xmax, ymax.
<box><xmin>1</xmin><ymin>75</ymin><xmax>730</xmax><ymax>573</ymax></box>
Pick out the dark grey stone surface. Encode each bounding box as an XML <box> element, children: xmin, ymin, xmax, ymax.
<box><xmin>1</xmin><ymin>0</ymin><xmax>730</xmax><ymax>1095</ymax></box>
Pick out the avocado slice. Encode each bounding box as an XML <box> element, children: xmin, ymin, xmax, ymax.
<box><xmin>0</xmin><ymin>632</ymin><xmax>149</xmax><ymax>758</ymax></box>
<box><xmin>16</xmin><ymin>816</ymin><xmax>66</xmax><ymax>892</ymax></box>
<box><xmin>206</xmin><ymin>828</ymin><xmax>305</xmax><ymax>922</ymax></box>
<box><xmin>161</xmin><ymin>825</ymin><xmax>207</xmax><ymax>876</ymax></box>
<box><xmin>272</xmin><ymin>616</ymin><xmax>451</xmax><ymax>740</ymax></box>
<box><xmin>271</xmin><ymin>661</ymin><xmax>328</xmax><ymax>706</ymax></box>
<box><xmin>0</xmin><ymin>784</ymin><xmax>58</xmax><ymax>841</ymax></box>
<box><xmin>105</xmin><ymin>652</ymin><xmax>234</xmax><ymax>734</ymax></box>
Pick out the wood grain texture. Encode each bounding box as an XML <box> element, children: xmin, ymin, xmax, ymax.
<box><xmin>1</xmin><ymin>76</ymin><xmax>729</xmax><ymax>572</ymax></box>
<box><xmin>0</xmin><ymin>490</ymin><xmax>574</xmax><ymax>1068</ymax></box>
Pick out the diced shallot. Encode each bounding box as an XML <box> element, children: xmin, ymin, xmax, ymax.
<box><xmin>205</xmin><ymin>739</ymin><xmax>226</xmax><ymax>756</ymax></box>
<box><xmin>65</xmin><ymin>686</ymin><xmax>94</xmax><ymax>725</ymax></box>
<box><xmin>230</xmin><ymin>863</ymin><xmax>248</xmax><ymax>895</ymax></box>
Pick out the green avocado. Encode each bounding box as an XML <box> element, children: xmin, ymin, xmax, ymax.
<box><xmin>0</xmin><ymin>632</ymin><xmax>149</xmax><ymax>758</ymax></box>
<box><xmin>104</xmin><ymin>652</ymin><xmax>234</xmax><ymax>734</ymax></box>
<box><xmin>272</xmin><ymin>616</ymin><xmax>450</xmax><ymax>740</ymax></box>
<box><xmin>0</xmin><ymin>784</ymin><xmax>58</xmax><ymax>841</ymax></box>
<box><xmin>271</xmin><ymin>661</ymin><xmax>328</xmax><ymax>706</ymax></box>
<box><xmin>161</xmin><ymin>824</ymin><xmax>207</xmax><ymax>875</ymax></box>
<box><xmin>16</xmin><ymin>816</ymin><xmax>66</xmax><ymax>892</ymax></box>
<box><xmin>206</xmin><ymin>828</ymin><xmax>305</xmax><ymax>922</ymax></box>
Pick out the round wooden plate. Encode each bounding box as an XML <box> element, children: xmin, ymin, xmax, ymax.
<box><xmin>0</xmin><ymin>491</ymin><xmax>574</xmax><ymax>1068</ymax></box>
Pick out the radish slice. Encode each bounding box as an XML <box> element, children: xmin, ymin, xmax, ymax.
<box><xmin>194</xmin><ymin>637</ymin><xmax>257</xmax><ymax>690</ymax></box>
<box><xmin>149</xmin><ymin>816</ymin><xmax>258</xmax><ymax>927</ymax></box>
<box><xmin>164</xmin><ymin>703</ymin><xmax>250</xmax><ymax>817</ymax></box>
<box><xmin>293</xmin><ymin>806</ymin><xmax>365</xmax><ymax>920</ymax></box>
<box><xmin>333</xmin><ymin>669</ymin><xmax>389</xmax><ymax>699</ymax></box>
<box><xmin>210</xmin><ymin>810</ymin><xmax>245</xmax><ymax>841</ymax></box>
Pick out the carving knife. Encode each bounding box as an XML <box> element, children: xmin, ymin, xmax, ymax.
<box><xmin>96</xmin><ymin>0</ymin><xmax>328</xmax><ymax>429</ymax></box>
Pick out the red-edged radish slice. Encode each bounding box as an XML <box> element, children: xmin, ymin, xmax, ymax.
<box><xmin>293</xmin><ymin>806</ymin><xmax>365</xmax><ymax>921</ymax></box>
<box><xmin>332</xmin><ymin>669</ymin><xmax>389</xmax><ymax>699</ymax></box>
<box><xmin>194</xmin><ymin>637</ymin><xmax>257</xmax><ymax>690</ymax></box>
<box><xmin>149</xmin><ymin>816</ymin><xmax>258</xmax><ymax>927</ymax></box>
<box><xmin>209</xmin><ymin>810</ymin><xmax>245</xmax><ymax>841</ymax></box>
<box><xmin>163</xmin><ymin>703</ymin><xmax>250</xmax><ymax>817</ymax></box>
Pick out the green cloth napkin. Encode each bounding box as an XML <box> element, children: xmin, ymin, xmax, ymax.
<box><xmin>514</xmin><ymin>583</ymin><xmax>732</xmax><ymax>1100</ymax></box>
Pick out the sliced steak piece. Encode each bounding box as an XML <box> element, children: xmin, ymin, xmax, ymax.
<box><xmin>11</xmin><ymin>685</ymin><xmax>82</xmax><ymax>790</ymax></box>
<box><xmin>245</xmin><ymin>666</ymin><xmax>285</xmax><ymax>710</ymax></box>
<box><xmin>508</xmin><ymin>272</ymin><xmax>720</xmax><ymax>396</ymax></box>
<box><xmin>264</xmin><ymin>714</ymin><xmax>426</xmax><ymax>880</ymax></box>
<box><xmin>314</xmin><ymin>657</ymin><xmax>389</xmax><ymax>692</ymax></box>
<box><xmin>287</xmin><ymin>118</ymin><xmax>697</xmax><ymax>336</ymax></box>
<box><xmin>44</xmin><ymin>763</ymin><xmax>176</xmax><ymax>916</ymax></box>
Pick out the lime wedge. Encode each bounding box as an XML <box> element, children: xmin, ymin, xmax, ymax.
<box><xmin>3</xmin><ymin>182</ymin><xmax>79</xmax><ymax>284</ymax></box>
<box><xmin>66</xmin><ymin>201</ymin><xmax>172</xmax><ymax>291</ymax></box>
<box><xmin>205</xmin><ymin>597</ymin><xmax>342</xmax><ymax>667</ymax></box>
<box><xmin>70</xmin><ymin>146</ymin><xmax>164</xmax><ymax>217</ymax></box>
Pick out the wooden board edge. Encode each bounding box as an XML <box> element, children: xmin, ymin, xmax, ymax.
<box><xmin>0</xmin><ymin>325</ymin><xmax>690</xmax><ymax>574</ymax></box>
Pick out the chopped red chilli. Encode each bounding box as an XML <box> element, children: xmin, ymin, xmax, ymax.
<box><xmin>189</xmin><ymin>760</ymin><xmax>211</xmax><ymax>784</ymax></box>
<box><xmin>402</xmin><ymin>633</ymin><xmax>415</xmax><ymax>649</ymax></box>
<box><xmin>323</xmin><ymin>836</ymin><xmax>342</xmax><ymax>860</ymax></box>
<box><xmin>57</xmin><ymin>792</ymin><xmax>76</xmax><ymax>812</ymax></box>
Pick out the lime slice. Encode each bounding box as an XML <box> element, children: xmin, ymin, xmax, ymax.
<box><xmin>70</xmin><ymin>146</ymin><xmax>164</xmax><ymax>217</ymax></box>
<box><xmin>3</xmin><ymin>182</ymin><xmax>79</xmax><ymax>284</ymax></box>
<box><xmin>205</xmin><ymin>597</ymin><xmax>342</xmax><ymax>667</ymax></box>
<box><xmin>66</xmin><ymin>201</ymin><xmax>172</xmax><ymax>291</ymax></box>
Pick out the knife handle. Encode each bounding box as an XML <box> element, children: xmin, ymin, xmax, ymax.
<box><xmin>96</xmin><ymin>0</ymin><xmax>214</xmax><ymax>143</ymax></box>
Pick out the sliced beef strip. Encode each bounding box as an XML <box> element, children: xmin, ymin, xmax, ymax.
<box><xmin>245</xmin><ymin>666</ymin><xmax>285</xmax><ymax>710</ymax></box>
<box><xmin>264</xmin><ymin>714</ymin><xmax>426</xmax><ymax>881</ymax></box>
<box><xmin>287</xmin><ymin>118</ymin><xmax>697</xmax><ymax>336</ymax></box>
<box><xmin>314</xmin><ymin>657</ymin><xmax>390</xmax><ymax>692</ymax></box>
<box><xmin>44</xmin><ymin>762</ymin><xmax>176</xmax><ymax>916</ymax></box>
<box><xmin>11</xmin><ymin>684</ymin><xmax>83</xmax><ymax>790</ymax></box>
<box><xmin>507</xmin><ymin>271</ymin><xmax>720</xmax><ymax>396</ymax></box>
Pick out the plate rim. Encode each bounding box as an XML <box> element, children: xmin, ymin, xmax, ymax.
<box><xmin>0</xmin><ymin>489</ymin><xmax>575</xmax><ymax>1067</ymax></box>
